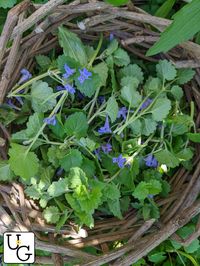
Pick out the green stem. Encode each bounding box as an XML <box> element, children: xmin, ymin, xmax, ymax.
<box><xmin>8</xmin><ymin>69</ymin><xmax>60</xmax><ymax>97</ymax></box>
<box><xmin>88</xmin><ymin>33</ymin><xmax>103</xmax><ymax>68</ymax></box>
<box><xmin>176</xmin><ymin>250</ymin><xmax>199</xmax><ymax>266</ymax></box>
<box><xmin>25</xmin><ymin>92</ymin><xmax>67</xmax><ymax>154</ymax></box>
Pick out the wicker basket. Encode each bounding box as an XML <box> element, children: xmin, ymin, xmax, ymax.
<box><xmin>1</xmin><ymin>0</ymin><xmax>200</xmax><ymax>265</ymax></box>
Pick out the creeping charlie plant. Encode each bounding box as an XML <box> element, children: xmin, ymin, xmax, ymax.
<box><xmin>1</xmin><ymin>27</ymin><xmax>198</xmax><ymax>228</ymax></box>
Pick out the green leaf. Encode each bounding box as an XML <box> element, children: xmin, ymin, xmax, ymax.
<box><xmin>121</xmin><ymin>78</ymin><xmax>142</xmax><ymax>107</ymax></box>
<box><xmin>171</xmin><ymin>85</ymin><xmax>183</xmax><ymax>101</ymax></box>
<box><xmin>155</xmin><ymin>0</ymin><xmax>176</xmax><ymax>18</ymax></box>
<box><xmin>156</xmin><ymin>60</ymin><xmax>177</xmax><ymax>81</ymax></box>
<box><xmin>49</xmin><ymin>117</ymin><xmax>65</xmax><ymax>140</ymax></box>
<box><xmin>31</xmin><ymin>81</ymin><xmax>56</xmax><ymax>113</ymax></box>
<box><xmin>148</xmin><ymin>252</ymin><xmax>167</xmax><ymax>263</ymax></box>
<box><xmin>9</xmin><ymin>143</ymin><xmax>39</xmax><ymax>180</ymax></box>
<box><xmin>113</xmin><ymin>48</ymin><xmax>130</xmax><ymax>66</ymax></box>
<box><xmin>155</xmin><ymin>149</ymin><xmax>179</xmax><ymax>168</ymax></box>
<box><xmin>150</xmin><ymin>98</ymin><xmax>171</xmax><ymax>121</ymax></box>
<box><xmin>119</xmin><ymin>64</ymin><xmax>144</xmax><ymax>84</ymax></box>
<box><xmin>129</xmin><ymin>119</ymin><xmax>142</xmax><ymax>136</ymax></box>
<box><xmin>64</xmin><ymin>112</ymin><xmax>88</xmax><ymax>139</ymax></box>
<box><xmin>144</xmin><ymin>77</ymin><xmax>162</xmax><ymax>96</ymax></box>
<box><xmin>108</xmin><ymin>199</ymin><xmax>122</xmax><ymax>219</ymax></box>
<box><xmin>0</xmin><ymin>0</ymin><xmax>16</xmax><ymax>8</ymax></box>
<box><xmin>25</xmin><ymin>186</ymin><xmax>41</xmax><ymax>200</ymax></box>
<box><xmin>75</xmin><ymin>72</ymin><xmax>101</xmax><ymax>97</ymax></box>
<box><xmin>105</xmin><ymin>39</ymin><xmax>118</xmax><ymax>56</ymax></box>
<box><xmin>103</xmin><ymin>183</ymin><xmax>121</xmax><ymax>201</ymax></box>
<box><xmin>47</xmin><ymin>178</ymin><xmax>69</xmax><ymax>197</ymax></box>
<box><xmin>147</xmin><ymin>0</ymin><xmax>200</xmax><ymax>56</ymax></box>
<box><xmin>12</xmin><ymin>113</ymin><xmax>44</xmax><ymax>141</ymax></box>
<box><xmin>105</xmin><ymin>0</ymin><xmax>129</xmax><ymax>6</ymax></box>
<box><xmin>177</xmin><ymin>224</ymin><xmax>195</xmax><ymax>239</ymax></box>
<box><xmin>58</xmin><ymin>26</ymin><xmax>87</xmax><ymax>65</ymax></box>
<box><xmin>38</xmin><ymin>166</ymin><xmax>53</xmax><ymax>190</ymax></box>
<box><xmin>184</xmin><ymin>239</ymin><xmax>200</xmax><ymax>253</ymax></box>
<box><xmin>106</xmin><ymin>56</ymin><xmax>117</xmax><ymax>90</ymax></box>
<box><xmin>0</xmin><ymin>161</ymin><xmax>14</xmax><ymax>181</ymax></box>
<box><xmin>68</xmin><ymin>167</ymin><xmax>88</xmax><ymax>188</ymax></box>
<box><xmin>79</xmin><ymin>137</ymin><xmax>97</xmax><ymax>152</ymax></box>
<box><xmin>43</xmin><ymin>206</ymin><xmax>60</xmax><ymax>224</ymax></box>
<box><xmin>35</xmin><ymin>55</ymin><xmax>51</xmax><ymax>70</ymax></box>
<box><xmin>169</xmin><ymin>114</ymin><xmax>192</xmax><ymax>136</ymax></box>
<box><xmin>188</xmin><ymin>133</ymin><xmax>200</xmax><ymax>143</ymax></box>
<box><xmin>176</xmin><ymin>69</ymin><xmax>195</xmax><ymax>85</ymax></box>
<box><xmin>176</xmin><ymin>148</ymin><xmax>193</xmax><ymax>161</ymax></box>
<box><xmin>106</xmin><ymin>96</ymin><xmax>119</xmax><ymax>123</ymax></box>
<box><xmin>93</xmin><ymin>62</ymin><xmax>108</xmax><ymax>87</ymax></box>
<box><xmin>133</xmin><ymin>180</ymin><xmax>162</xmax><ymax>201</ymax></box>
<box><xmin>141</xmin><ymin>116</ymin><xmax>157</xmax><ymax>136</ymax></box>
<box><xmin>60</xmin><ymin>149</ymin><xmax>83</xmax><ymax>172</ymax></box>
<box><xmin>47</xmin><ymin>146</ymin><xmax>65</xmax><ymax>168</ymax></box>
<box><xmin>81</xmin><ymin>158</ymin><xmax>96</xmax><ymax>178</ymax></box>
<box><xmin>56</xmin><ymin>211</ymin><xmax>69</xmax><ymax>231</ymax></box>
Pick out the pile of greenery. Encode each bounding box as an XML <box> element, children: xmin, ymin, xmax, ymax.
<box><xmin>1</xmin><ymin>27</ymin><xmax>198</xmax><ymax>230</ymax></box>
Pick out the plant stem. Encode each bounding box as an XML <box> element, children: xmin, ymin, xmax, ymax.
<box><xmin>88</xmin><ymin>33</ymin><xmax>103</xmax><ymax>68</ymax></box>
<box><xmin>8</xmin><ymin>69</ymin><xmax>60</xmax><ymax>97</ymax></box>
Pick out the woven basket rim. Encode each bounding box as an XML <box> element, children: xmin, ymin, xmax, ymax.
<box><xmin>1</xmin><ymin>1</ymin><xmax>200</xmax><ymax>265</ymax></box>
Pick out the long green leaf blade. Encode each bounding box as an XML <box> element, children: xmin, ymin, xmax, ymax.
<box><xmin>147</xmin><ymin>0</ymin><xmax>200</xmax><ymax>56</ymax></box>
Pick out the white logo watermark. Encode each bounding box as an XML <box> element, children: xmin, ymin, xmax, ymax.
<box><xmin>3</xmin><ymin>232</ymin><xmax>35</xmax><ymax>263</ymax></box>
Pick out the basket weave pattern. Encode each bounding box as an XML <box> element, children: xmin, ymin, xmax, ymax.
<box><xmin>1</xmin><ymin>0</ymin><xmax>200</xmax><ymax>265</ymax></box>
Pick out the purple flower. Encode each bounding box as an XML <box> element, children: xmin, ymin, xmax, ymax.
<box><xmin>56</xmin><ymin>84</ymin><xmax>76</xmax><ymax>94</ymax></box>
<box><xmin>7</xmin><ymin>99</ymin><xmax>20</xmax><ymax>110</ymax></box>
<box><xmin>113</xmin><ymin>154</ymin><xmax>126</xmax><ymax>168</ymax></box>
<box><xmin>98</xmin><ymin>116</ymin><xmax>112</xmax><ymax>135</ymax></box>
<box><xmin>56</xmin><ymin>168</ymin><xmax>64</xmax><ymax>176</ymax></box>
<box><xmin>144</xmin><ymin>154</ymin><xmax>158</xmax><ymax>168</ymax></box>
<box><xmin>64</xmin><ymin>84</ymin><xmax>75</xmax><ymax>94</ymax></box>
<box><xmin>94</xmin><ymin>148</ymin><xmax>101</xmax><ymax>161</ymax></box>
<box><xmin>139</xmin><ymin>98</ymin><xmax>153</xmax><ymax>111</ymax></box>
<box><xmin>63</xmin><ymin>64</ymin><xmax>75</xmax><ymax>79</ymax></box>
<box><xmin>148</xmin><ymin>194</ymin><xmax>154</xmax><ymax>199</ymax></box>
<box><xmin>109</xmin><ymin>33</ymin><xmax>114</xmax><ymax>41</ymax></box>
<box><xmin>19</xmin><ymin>69</ymin><xmax>32</xmax><ymax>84</ymax></box>
<box><xmin>77</xmin><ymin>91</ymin><xmax>85</xmax><ymax>100</ymax></box>
<box><xmin>16</xmin><ymin>96</ymin><xmax>23</xmax><ymax>106</ymax></box>
<box><xmin>117</xmin><ymin>107</ymin><xmax>128</xmax><ymax>120</ymax></box>
<box><xmin>78</xmin><ymin>68</ymin><xmax>92</xmax><ymax>84</ymax></box>
<box><xmin>102</xmin><ymin>143</ymin><xmax>112</xmax><ymax>154</ymax></box>
<box><xmin>44</xmin><ymin>115</ymin><xmax>57</xmax><ymax>126</ymax></box>
<box><xmin>98</xmin><ymin>96</ymin><xmax>105</xmax><ymax>105</ymax></box>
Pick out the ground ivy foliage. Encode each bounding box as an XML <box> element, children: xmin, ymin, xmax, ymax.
<box><xmin>3</xmin><ymin>26</ymin><xmax>197</xmax><ymax>228</ymax></box>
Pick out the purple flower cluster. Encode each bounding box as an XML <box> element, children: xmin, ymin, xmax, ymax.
<box><xmin>139</xmin><ymin>98</ymin><xmax>153</xmax><ymax>111</ymax></box>
<box><xmin>19</xmin><ymin>69</ymin><xmax>32</xmax><ymax>84</ymax></box>
<box><xmin>98</xmin><ymin>116</ymin><xmax>112</xmax><ymax>135</ymax></box>
<box><xmin>113</xmin><ymin>154</ymin><xmax>126</xmax><ymax>168</ymax></box>
<box><xmin>7</xmin><ymin>99</ymin><xmax>20</xmax><ymax>110</ymax></box>
<box><xmin>57</xmin><ymin>84</ymin><xmax>75</xmax><ymax>95</ymax></box>
<box><xmin>117</xmin><ymin>107</ymin><xmax>128</xmax><ymax>120</ymax></box>
<box><xmin>101</xmin><ymin>143</ymin><xmax>112</xmax><ymax>154</ymax></box>
<box><xmin>44</xmin><ymin>115</ymin><xmax>57</xmax><ymax>126</ymax></box>
<box><xmin>144</xmin><ymin>154</ymin><xmax>158</xmax><ymax>168</ymax></box>
<box><xmin>63</xmin><ymin>64</ymin><xmax>75</xmax><ymax>79</ymax></box>
<box><xmin>78</xmin><ymin>68</ymin><xmax>92</xmax><ymax>84</ymax></box>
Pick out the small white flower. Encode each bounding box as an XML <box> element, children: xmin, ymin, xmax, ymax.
<box><xmin>77</xmin><ymin>21</ymin><xmax>86</xmax><ymax>31</ymax></box>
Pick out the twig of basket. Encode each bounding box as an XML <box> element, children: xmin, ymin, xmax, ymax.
<box><xmin>82</xmin><ymin>200</ymin><xmax>200</xmax><ymax>266</ymax></box>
